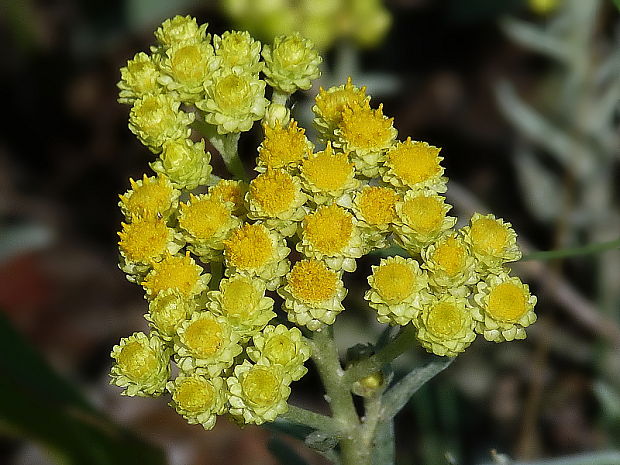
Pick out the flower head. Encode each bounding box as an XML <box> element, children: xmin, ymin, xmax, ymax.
<box><xmin>246</xmin><ymin>169</ymin><xmax>307</xmax><ymax>236</ymax></box>
<box><xmin>393</xmin><ymin>191</ymin><xmax>456</xmax><ymax>253</ymax></box>
<box><xmin>227</xmin><ymin>361</ymin><xmax>291</xmax><ymax>425</ymax></box>
<box><xmin>262</xmin><ymin>33</ymin><xmax>321</xmax><ymax>93</ymax></box>
<box><xmin>209</xmin><ymin>179</ymin><xmax>248</xmax><ymax>216</ymax></box>
<box><xmin>223</xmin><ymin>223</ymin><xmax>290</xmax><ymax>289</ymax></box>
<box><xmin>279</xmin><ymin>259</ymin><xmax>347</xmax><ymax>331</ymax></box>
<box><xmin>353</xmin><ymin>186</ymin><xmax>399</xmax><ymax>248</ymax></box>
<box><xmin>154</xmin><ymin>15</ymin><xmax>208</xmax><ymax>47</ymax></box>
<box><xmin>300</xmin><ymin>143</ymin><xmax>358</xmax><ymax>205</ymax></box>
<box><xmin>150</xmin><ymin>138</ymin><xmax>212</xmax><ymax>190</ymax></box>
<box><xmin>175</xmin><ymin>311</ymin><xmax>242</xmax><ymax>376</ymax></box>
<box><xmin>365</xmin><ymin>256</ymin><xmax>430</xmax><ymax>326</ymax></box>
<box><xmin>415</xmin><ymin>294</ymin><xmax>476</xmax><ymax>357</ymax></box>
<box><xmin>297</xmin><ymin>204</ymin><xmax>364</xmax><ymax>272</ymax></box>
<box><xmin>158</xmin><ymin>41</ymin><xmax>219</xmax><ymax>102</ymax></box>
<box><xmin>422</xmin><ymin>232</ymin><xmax>478</xmax><ymax>290</ymax></box>
<box><xmin>382</xmin><ymin>138</ymin><xmax>447</xmax><ymax>192</ymax></box>
<box><xmin>334</xmin><ymin>103</ymin><xmax>397</xmax><ymax>177</ymax></box>
<box><xmin>473</xmin><ymin>273</ymin><xmax>537</xmax><ymax>342</ymax></box>
<box><xmin>247</xmin><ymin>325</ymin><xmax>311</xmax><ymax>381</ymax></box>
<box><xmin>145</xmin><ymin>289</ymin><xmax>197</xmax><ymax>339</ymax></box>
<box><xmin>178</xmin><ymin>194</ymin><xmax>241</xmax><ymax>260</ymax></box>
<box><xmin>119</xmin><ymin>174</ymin><xmax>179</xmax><ymax>221</ymax></box>
<box><xmin>197</xmin><ymin>69</ymin><xmax>268</xmax><ymax>134</ymax></box>
<box><xmin>207</xmin><ymin>276</ymin><xmax>275</xmax><ymax>339</ymax></box>
<box><xmin>313</xmin><ymin>77</ymin><xmax>370</xmax><ymax>138</ymax></box>
<box><xmin>167</xmin><ymin>374</ymin><xmax>227</xmax><ymax>430</ymax></box>
<box><xmin>142</xmin><ymin>253</ymin><xmax>210</xmax><ymax>299</ymax></box>
<box><xmin>118</xmin><ymin>216</ymin><xmax>183</xmax><ymax>278</ymax></box>
<box><xmin>129</xmin><ymin>94</ymin><xmax>193</xmax><ymax>152</ymax></box>
<box><xmin>214</xmin><ymin>30</ymin><xmax>263</xmax><ymax>73</ymax></box>
<box><xmin>462</xmin><ymin>213</ymin><xmax>521</xmax><ymax>272</ymax></box>
<box><xmin>110</xmin><ymin>332</ymin><xmax>171</xmax><ymax>397</ymax></box>
<box><xmin>257</xmin><ymin>120</ymin><xmax>313</xmax><ymax>171</ymax></box>
<box><xmin>118</xmin><ymin>52</ymin><xmax>162</xmax><ymax>104</ymax></box>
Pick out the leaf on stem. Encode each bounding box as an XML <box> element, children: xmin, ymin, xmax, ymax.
<box><xmin>381</xmin><ymin>357</ymin><xmax>454</xmax><ymax>420</ymax></box>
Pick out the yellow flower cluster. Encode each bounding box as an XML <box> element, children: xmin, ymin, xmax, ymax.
<box><xmin>111</xmin><ymin>17</ymin><xmax>536</xmax><ymax>430</ymax></box>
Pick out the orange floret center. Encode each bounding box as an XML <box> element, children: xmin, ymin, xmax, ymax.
<box><xmin>339</xmin><ymin>104</ymin><xmax>395</xmax><ymax>150</ymax></box>
<box><xmin>303</xmin><ymin>205</ymin><xmax>354</xmax><ymax>255</ymax></box>
<box><xmin>301</xmin><ymin>146</ymin><xmax>353</xmax><ymax>192</ymax></box>
<box><xmin>288</xmin><ymin>260</ymin><xmax>338</xmax><ymax>303</ymax></box>
<box><xmin>179</xmin><ymin>196</ymin><xmax>231</xmax><ymax>239</ymax></box>
<box><xmin>387</xmin><ymin>140</ymin><xmax>441</xmax><ymax>185</ymax></box>
<box><xmin>250</xmin><ymin>170</ymin><xmax>297</xmax><ymax>215</ymax></box>
<box><xmin>224</xmin><ymin>224</ymin><xmax>274</xmax><ymax>270</ymax></box>
<box><xmin>123</xmin><ymin>176</ymin><xmax>174</xmax><ymax>218</ymax></box>
<box><xmin>118</xmin><ymin>218</ymin><xmax>169</xmax><ymax>262</ymax></box>
<box><xmin>358</xmin><ymin>187</ymin><xmax>398</xmax><ymax>225</ymax></box>
<box><xmin>144</xmin><ymin>254</ymin><xmax>202</xmax><ymax>297</ymax></box>
<box><xmin>259</xmin><ymin>121</ymin><xmax>310</xmax><ymax>168</ymax></box>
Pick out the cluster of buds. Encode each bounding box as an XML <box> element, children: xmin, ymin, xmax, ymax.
<box><xmin>110</xmin><ymin>16</ymin><xmax>536</xmax><ymax>430</ymax></box>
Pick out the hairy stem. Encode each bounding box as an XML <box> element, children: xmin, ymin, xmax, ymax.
<box><xmin>520</xmin><ymin>236</ymin><xmax>620</xmax><ymax>261</ymax></box>
<box><xmin>280</xmin><ymin>404</ymin><xmax>346</xmax><ymax>437</ymax></box>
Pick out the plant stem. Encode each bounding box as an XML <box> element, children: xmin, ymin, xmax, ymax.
<box><xmin>280</xmin><ymin>405</ymin><xmax>345</xmax><ymax>437</ymax></box>
<box><xmin>311</xmin><ymin>328</ymin><xmax>364</xmax><ymax>465</ymax></box>
<box><xmin>271</xmin><ymin>90</ymin><xmax>290</xmax><ymax>106</ymax></box>
<box><xmin>191</xmin><ymin>120</ymin><xmax>248</xmax><ymax>181</ymax></box>
<box><xmin>342</xmin><ymin>326</ymin><xmax>417</xmax><ymax>386</ymax></box>
<box><xmin>520</xmin><ymin>237</ymin><xmax>620</xmax><ymax>261</ymax></box>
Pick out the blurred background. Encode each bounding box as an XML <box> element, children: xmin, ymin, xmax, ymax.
<box><xmin>1</xmin><ymin>0</ymin><xmax>619</xmax><ymax>464</ymax></box>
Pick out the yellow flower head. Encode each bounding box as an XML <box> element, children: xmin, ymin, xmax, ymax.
<box><xmin>300</xmin><ymin>143</ymin><xmax>358</xmax><ymax>205</ymax></box>
<box><xmin>150</xmin><ymin>138</ymin><xmax>212</xmax><ymax>190</ymax></box>
<box><xmin>415</xmin><ymin>294</ymin><xmax>476</xmax><ymax>357</ymax></box>
<box><xmin>110</xmin><ymin>332</ymin><xmax>171</xmax><ymax>397</ymax></box>
<box><xmin>118</xmin><ymin>216</ymin><xmax>183</xmax><ymax>278</ymax></box>
<box><xmin>279</xmin><ymin>259</ymin><xmax>347</xmax><ymax>331</ymax></box>
<box><xmin>247</xmin><ymin>169</ymin><xmax>307</xmax><ymax>236</ymax></box>
<box><xmin>248</xmin><ymin>325</ymin><xmax>311</xmax><ymax>381</ymax></box>
<box><xmin>365</xmin><ymin>256</ymin><xmax>430</xmax><ymax>326</ymax></box>
<box><xmin>197</xmin><ymin>69</ymin><xmax>268</xmax><ymax>134</ymax></box>
<box><xmin>223</xmin><ymin>223</ymin><xmax>290</xmax><ymax>289</ymax></box>
<box><xmin>154</xmin><ymin>15</ymin><xmax>208</xmax><ymax>47</ymax></box>
<box><xmin>146</xmin><ymin>289</ymin><xmax>197</xmax><ymax>340</ymax></box>
<box><xmin>227</xmin><ymin>361</ymin><xmax>291</xmax><ymax>425</ymax></box>
<box><xmin>383</xmin><ymin>138</ymin><xmax>447</xmax><ymax>192</ymax></box>
<box><xmin>262</xmin><ymin>33</ymin><xmax>322</xmax><ymax>93</ymax></box>
<box><xmin>462</xmin><ymin>213</ymin><xmax>521</xmax><ymax>272</ymax></box>
<box><xmin>334</xmin><ymin>102</ymin><xmax>397</xmax><ymax>177</ymax></box>
<box><xmin>119</xmin><ymin>174</ymin><xmax>179</xmax><ymax>221</ymax></box>
<box><xmin>214</xmin><ymin>30</ymin><xmax>263</xmax><ymax>73</ymax></box>
<box><xmin>393</xmin><ymin>191</ymin><xmax>456</xmax><ymax>253</ymax></box>
<box><xmin>297</xmin><ymin>204</ymin><xmax>364</xmax><ymax>272</ymax></box>
<box><xmin>178</xmin><ymin>193</ymin><xmax>241</xmax><ymax>260</ymax></box>
<box><xmin>422</xmin><ymin>232</ymin><xmax>478</xmax><ymax>289</ymax></box>
<box><xmin>207</xmin><ymin>276</ymin><xmax>275</xmax><ymax>339</ymax></box>
<box><xmin>159</xmin><ymin>41</ymin><xmax>220</xmax><ymax>103</ymax></box>
<box><xmin>142</xmin><ymin>252</ymin><xmax>210</xmax><ymax>299</ymax></box>
<box><xmin>129</xmin><ymin>94</ymin><xmax>194</xmax><ymax>152</ymax></box>
<box><xmin>209</xmin><ymin>179</ymin><xmax>248</xmax><ymax>216</ymax></box>
<box><xmin>167</xmin><ymin>374</ymin><xmax>227</xmax><ymax>430</ymax></box>
<box><xmin>257</xmin><ymin>120</ymin><xmax>313</xmax><ymax>171</ymax></box>
<box><xmin>353</xmin><ymin>186</ymin><xmax>399</xmax><ymax>231</ymax></box>
<box><xmin>175</xmin><ymin>311</ymin><xmax>242</xmax><ymax>376</ymax></box>
<box><xmin>118</xmin><ymin>52</ymin><xmax>162</xmax><ymax>104</ymax></box>
<box><xmin>313</xmin><ymin>77</ymin><xmax>370</xmax><ymax>137</ymax></box>
<box><xmin>473</xmin><ymin>273</ymin><xmax>537</xmax><ymax>342</ymax></box>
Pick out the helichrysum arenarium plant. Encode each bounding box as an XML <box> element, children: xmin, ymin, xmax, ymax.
<box><xmin>111</xmin><ymin>15</ymin><xmax>537</xmax><ymax>464</ymax></box>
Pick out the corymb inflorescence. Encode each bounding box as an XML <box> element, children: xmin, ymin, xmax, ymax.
<box><xmin>111</xmin><ymin>15</ymin><xmax>536</xmax><ymax>431</ymax></box>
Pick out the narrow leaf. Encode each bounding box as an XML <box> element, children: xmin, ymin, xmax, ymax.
<box><xmin>381</xmin><ymin>357</ymin><xmax>454</xmax><ymax>420</ymax></box>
